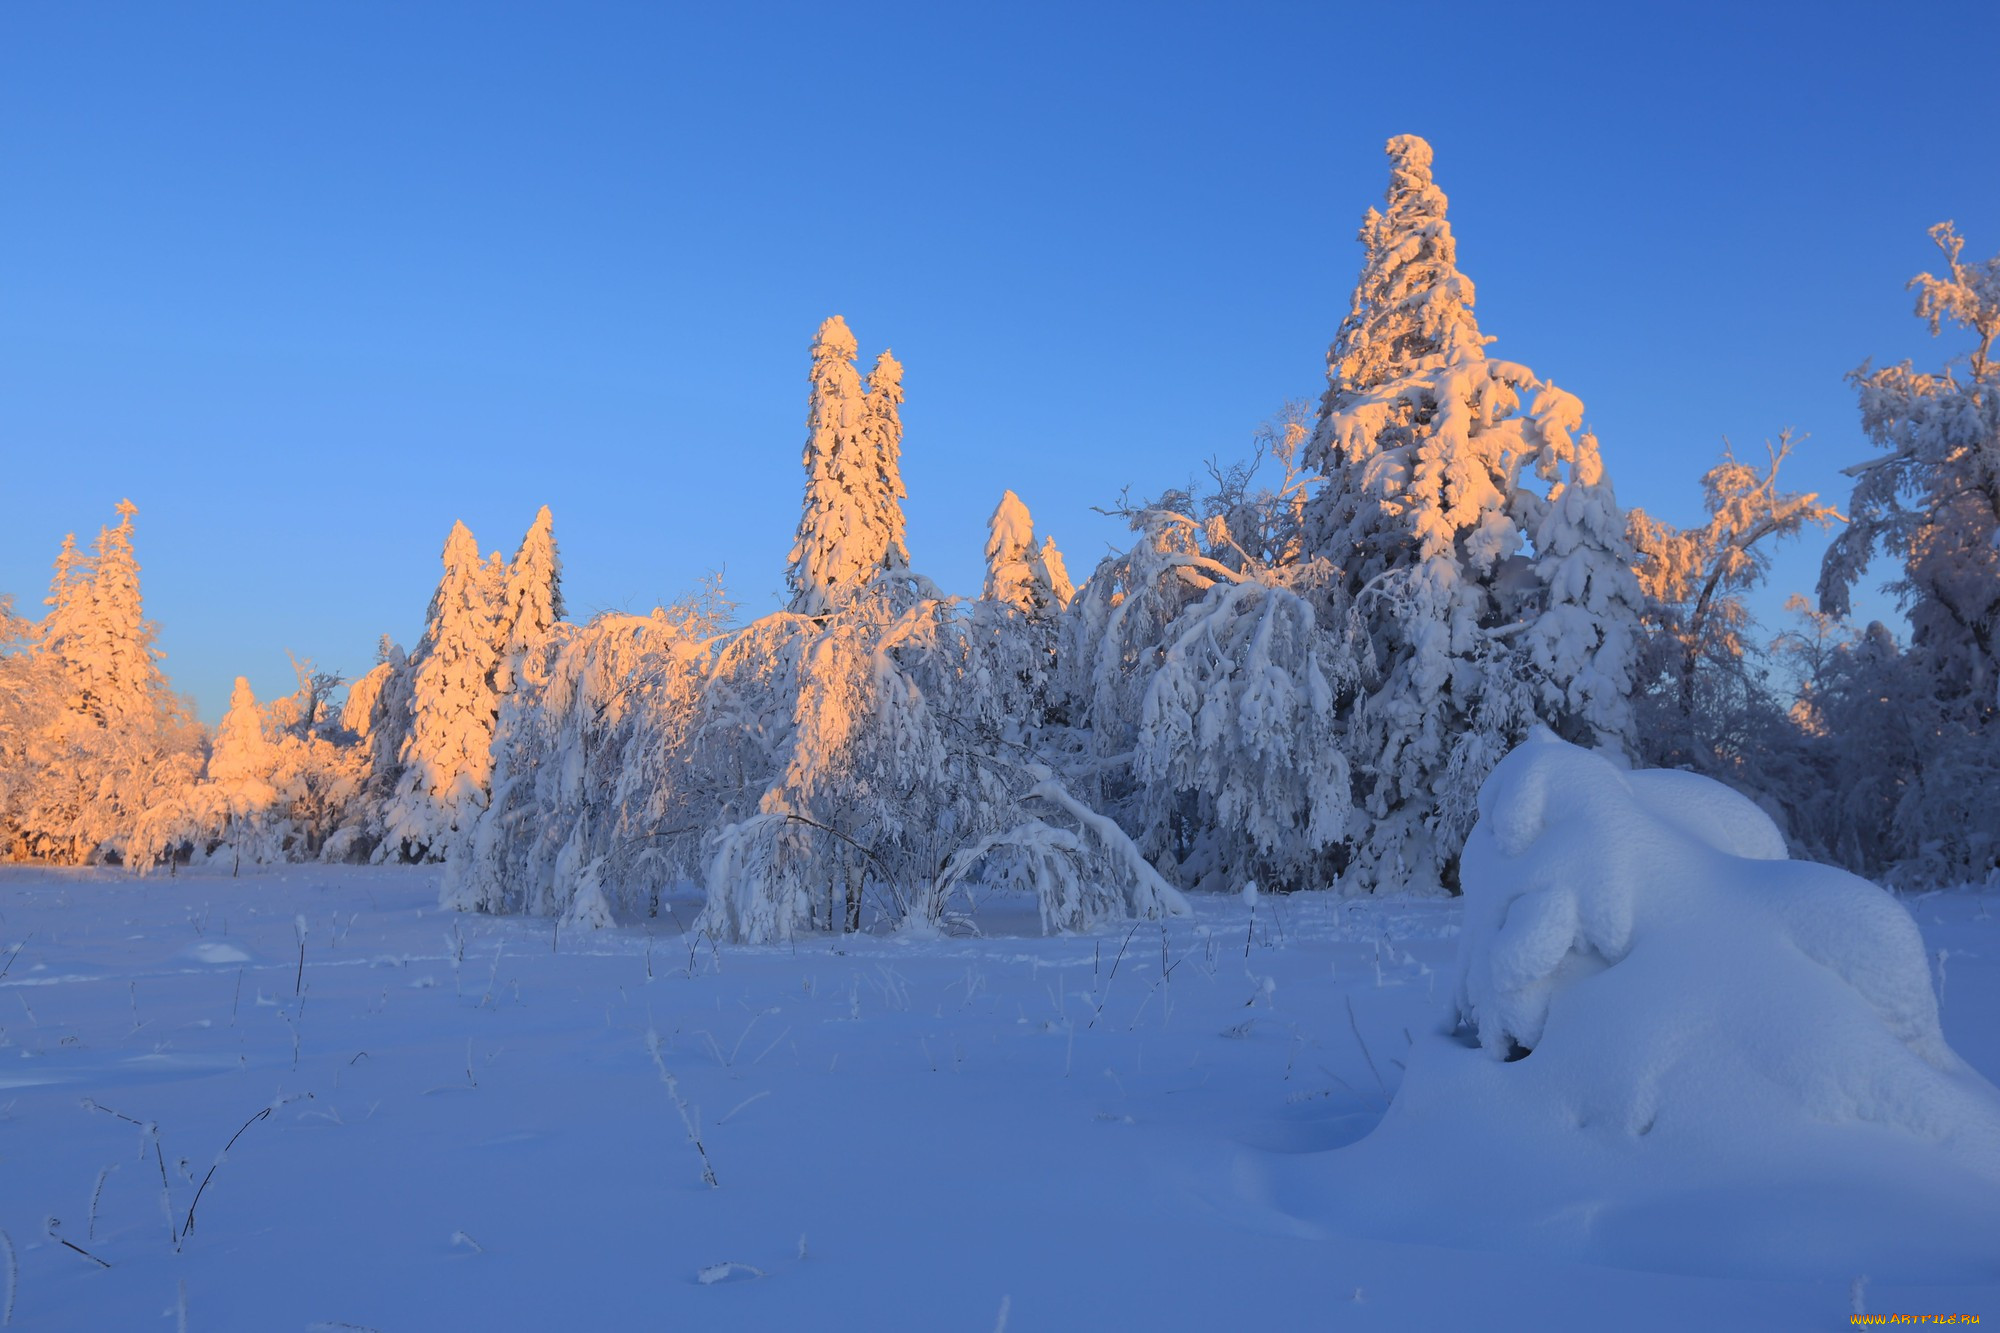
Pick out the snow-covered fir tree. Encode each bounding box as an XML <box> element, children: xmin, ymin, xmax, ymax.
<box><xmin>787</xmin><ymin>318</ymin><xmax>909</xmax><ymax>615</ymax></box>
<box><xmin>379</xmin><ymin>521</ymin><xmax>501</xmax><ymax>861</ymax></box>
<box><xmin>7</xmin><ymin>503</ymin><xmax>203</xmax><ymax>865</ymax></box>
<box><xmin>494</xmin><ymin>505</ymin><xmax>564</xmax><ymax>696</ymax></box>
<box><xmin>861</xmin><ymin>350</ymin><xmax>911</xmax><ymax>576</ymax></box>
<box><xmin>37</xmin><ymin>533</ymin><xmax>93</xmax><ymax>717</ymax></box>
<box><xmin>85</xmin><ymin>501</ymin><xmax>168</xmax><ymax>724</ymax></box>
<box><xmin>982</xmin><ymin>490</ymin><xmax>1071</xmax><ymax>617</ymax></box>
<box><xmin>1300</xmin><ymin>134</ymin><xmax>1641</xmax><ymax>893</ymax></box>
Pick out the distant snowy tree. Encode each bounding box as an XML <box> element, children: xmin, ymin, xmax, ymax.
<box><xmin>1299</xmin><ymin>134</ymin><xmax>1642</xmax><ymax>893</ymax></box>
<box><xmin>1626</xmin><ymin>434</ymin><xmax>1840</xmax><ymax>773</ymax></box>
<box><xmin>204</xmin><ymin>676</ymin><xmax>281</xmax><ymax>867</ymax></box>
<box><xmin>1817</xmin><ymin>223</ymin><xmax>2000</xmax><ymax>882</ymax></box>
<box><xmin>0</xmin><ymin>595</ymin><xmax>64</xmax><ymax>856</ymax></box>
<box><xmin>971</xmin><ymin>491</ymin><xmax>1074</xmax><ymax>753</ymax></box>
<box><xmin>1822</xmin><ymin>222</ymin><xmax>2000</xmax><ymax>712</ymax></box>
<box><xmin>1037</xmin><ymin>537</ymin><xmax>1074</xmax><ymax>608</ymax></box>
<box><xmin>333</xmin><ymin>636</ymin><xmax>410</xmax><ymax>859</ymax></box>
<box><xmin>379</xmin><ymin>521</ymin><xmax>501</xmax><ymax>861</ymax></box>
<box><xmin>982</xmin><ymin>491</ymin><xmax>1071</xmax><ymax>617</ymax></box>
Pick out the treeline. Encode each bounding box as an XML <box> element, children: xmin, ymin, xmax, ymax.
<box><xmin>0</xmin><ymin>135</ymin><xmax>1992</xmax><ymax>930</ymax></box>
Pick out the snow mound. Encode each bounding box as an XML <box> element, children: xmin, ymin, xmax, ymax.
<box><xmin>184</xmin><ymin>941</ymin><xmax>252</xmax><ymax>965</ymax></box>
<box><xmin>1288</xmin><ymin>731</ymin><xmax>2000</xmax><ymax>1280</ymax></box>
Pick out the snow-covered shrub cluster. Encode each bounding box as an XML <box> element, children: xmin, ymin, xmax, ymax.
<box><xmin>3</xmin><ymin>134</ymin><xmax>1994</xmax><ymax>906</ymax></box>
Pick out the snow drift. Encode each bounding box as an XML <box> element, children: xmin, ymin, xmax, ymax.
<box><xmin>1282</xmin><ymin>731</ymin><xmax>2000</xmax><ymax>1280</ymax></box>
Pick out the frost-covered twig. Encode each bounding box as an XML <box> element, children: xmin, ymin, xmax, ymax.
<box><xmin>718</xmin><ymin>1090</ymin><xmax>770</xmax><ymax>1125</ymax></box>
<box><xmin>44</xmin><ymin>1217</ymin><xmax>110</xmax><ymax>1268</ymax></box>
<box><xmin>1087</xmin><ymin>923</ymin><xmax>1140</xmax><ymax>1030</ymax></box>
<box><xmin>294</xmin><ymin>915</ymin><xmax>308</xmax><ymax>996</ymax></box>
<box><xmin>81</xmin><ymin>1099</ymin><xmax>177</xmax><ymax>1247</ymax></box>
<box><xmin>645</xmin><ymin>1029</ymin><xmax>717</xmax><ymax>1188</ymax></box>
<box><xmin>182</xmin><ymin>1093</ymin><xmax>312</xmax><ymax>1243</ymax></box>
<box><xmin>0</xmin><ymin>934</ymin><xmax>32</xmax><ymax>983</ymax></box>
<box><xmin>1346</xmin><ymin>995</ymin><xmax>1388</xmax><ymax>1101</ymax></box>
<box><xmin>88</xmin><ymin>1163</ymin><xmax>116</xmax><ymax>1240</ymax></box>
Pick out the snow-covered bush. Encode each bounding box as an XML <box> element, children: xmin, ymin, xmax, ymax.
<box><xmin>1131</xmin><ymin>572</ymin><xmax>1351</xmax><ymax>893</ymax></box>
<box><xmin>441</xmin><ymin>588</ymin><xmax>728</xmax><ymax>920</ymax></box>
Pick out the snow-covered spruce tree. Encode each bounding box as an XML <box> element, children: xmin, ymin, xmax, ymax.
<box><xmin>1819</xmin><ymin>222</ymin><xmax>2000</xmax><ymax>882</ymax></box>
<box><xmin>378</xmin><ymin>521</ymin><xmax>501</xmax><ymax>862</ymax></box>
<box><xmin>494</xmin><ymin>505</ymin><xmax>564</xmax><ymax>697</ymax></box>
<box><xmin>861</xmin><ymin>350</ymin><xmax>912</xmax><ymax>577</ymax></box>
<box><xmin>14</xmin><ymin>503</ymin><xmax>203</xmax><ymax>865</ymax></box>
<box><xmin>972</xmin><ymin>490</ymin><xmax>1073</xmax><ymax>740</ymax></box>
<box><xmin>1299</xmin><ymin>134</ymin><xmax>1641</xmax><ymax>893</ymax></box>
<box><xmin>787</xmin><ymin>317</ymin><xmax>908</xmax><ymax>616</ymax></box>
<box><xmin>982</xmin><ymin>490</ymin><xmax>1074</xmax><ymax>618</ymax></box>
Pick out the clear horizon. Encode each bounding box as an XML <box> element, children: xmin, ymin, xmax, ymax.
<box><xmin>4</xmin><ymin>1</ymin><xmax>1996</xmax><ymax>719</ymax></box>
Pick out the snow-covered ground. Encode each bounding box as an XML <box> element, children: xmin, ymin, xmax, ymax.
<box><xmin>1</xmin><ymin>864</ymin><xmax>1993</xmax><ymax>1330</ymax></box>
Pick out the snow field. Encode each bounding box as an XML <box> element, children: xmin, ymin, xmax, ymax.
<box><xmin>3</xmin><ymin>865</ymin><xmax>1995</xmax><ymax>1329</ymax></box>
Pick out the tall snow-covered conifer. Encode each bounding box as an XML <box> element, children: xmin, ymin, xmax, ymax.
<box><xmin>1302</xmin><ymin>135</ymin><xmax>1641</xmax><ymax>892</ymax></box>
<box><xmin>11</xmin><ymin>502</ymin><xmax>202</xmax><ymax>864</ymax></box>
<box><xmin>39</xmin><ymin>533</ymin><xmax>93</xmax><ymax>715</ymax></box>
<box><xmin>494</xmin><ymin>505</ymin><xmax>564</xmax><ymax>695</ymax></box>
<box><xmin>786</xmin><ymin>318</ymin><xmax>909</xmax><ymax>614</ymax></box>
<box><xmin>861</xmin><ymin>350</ymin><xmax>911</xmax><ymax>576</ymax></box>
<box><xmin>380</xmin><ymin>521</ymin><xmax>501</xmax><ymax>861</ymax></box>
<box><xmin>79</xmin><ymin>501</ymin><xmax>169</xmax><ymax>724</ymax></box>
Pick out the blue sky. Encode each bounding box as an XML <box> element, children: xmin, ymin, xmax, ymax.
<box><xmin>3</xmin><ymin>1</ymin><xmax>1996</xmax><ymax>719</ymax></box>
